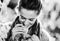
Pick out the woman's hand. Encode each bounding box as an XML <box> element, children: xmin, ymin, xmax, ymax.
<box><xmin>25</xmin><ymin>34</ymin><xmax>40</xmax><ymax>41</ymax></box>
<box><xmin>30</xmin><ymin>34</ymin><xmax>40</xmax><ymax>41</ymax></box>
<box><xmin>12</xmin><ymin>24</ymin><xmax>40</xmax><ymax>41</ymax></box>
<box><xmin>12</xmin><ymin>24</ymin><xmax>29</xmax><ymax>40</ymax></box>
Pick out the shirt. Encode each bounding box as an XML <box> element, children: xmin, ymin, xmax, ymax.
<box><xmin>6</xmin><ymin>16</ymin><xmax>40</xmax><ymax>41</ymax></box>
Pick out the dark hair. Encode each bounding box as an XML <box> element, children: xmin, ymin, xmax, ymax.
<box><xmin>19</xmin><ymin>0</ymin><xmax>42</xmax><ymax>15</ymax></box>
<box><xmin>7</xmin><ymin>0</ymin><xmax>17</xmax><ymax>9</ymax></box>
<box><xmin>1</xmin><ymin>0</ymin><xmax>3</xmax><ymax>3</ymax></box>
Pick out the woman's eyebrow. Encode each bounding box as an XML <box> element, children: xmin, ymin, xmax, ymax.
<box><xmin>29</xmin><ymin>18</ymin><xmax>35</xmax><ymax>20</ymax></box>
<box><xmin>20</xmin><ymin>15</ymin><xmax>35</xmax><ymax>19</ymax></box>
<box><xmin>20</xmin><ymin>15</ymin><xmax>26</xmax><ymax>19</ymax></box>
<box><xmin>29</xmin><ymin>18</ymin><xmax>35</xmax><ymax>19</ymax></box>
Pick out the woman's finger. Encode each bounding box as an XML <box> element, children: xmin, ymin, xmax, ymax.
<box><xmin>31</xmin><ymin>35</ymin><xmax>40</xmax><ymax>41</ymax></box>
<box><xmin>12</xmin><ymin>27</ymin><xmax>28</xmax><ymax>33</ymax></box>
<box><xmin>15</xmin><ymin>24</ymin><xmax>24</xmax><ymax>27</ymax></box>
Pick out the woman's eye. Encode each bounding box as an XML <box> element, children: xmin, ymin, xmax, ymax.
<box><xmin>21</xmin><ymin>15</ymin><xmax>26</xmax><ymax>19</ymax></box>
<box><xmin>29</xmin><ymin>19</ymin><xmax>34</xmax><ymax>21</ymax></box>
<box><xmin>21</xmin><ymin>17</ymin><xmax>25</xmax><ymax>19</ymax></box>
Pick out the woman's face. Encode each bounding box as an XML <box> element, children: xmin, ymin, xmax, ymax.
<box><xmin>19</xmin><ymin>8</ymin><xmax>38</xmax><ymax>27</ymax></box>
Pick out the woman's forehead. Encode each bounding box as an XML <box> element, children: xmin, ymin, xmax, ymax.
<box><xmin>21</xmin><ymin>13</ymin><xmax>37</xmax><ymax>19</ymax></box>
<box><xmin>20</xmin><ymin>8</ymin><xmax>38</xmax><ymax>19</ymax></box>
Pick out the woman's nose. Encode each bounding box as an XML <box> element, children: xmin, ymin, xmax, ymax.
<box><xmin>23</xmin><ymin>19</ymin><xmax>29</xmax><ymax>26</ymax></box>
<box><xmin>20</xmin><ymin>18</ymin><xmax>26</xmax><ymax>22</ymax></box>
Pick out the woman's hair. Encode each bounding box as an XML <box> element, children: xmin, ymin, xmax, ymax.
<box><xmin>18</xmin><ymin>0</ymin><xmax>42</xmax><ymax>15</ymax></box>
<box><xmin>7</xmin><ymin>0</ymin><xmax>18</xmax><ymax>9</ymax></box>
<box><xmin>1</xmin><ymin>0</ymin><xmax>3</xmax><ymax>3</ymax></box>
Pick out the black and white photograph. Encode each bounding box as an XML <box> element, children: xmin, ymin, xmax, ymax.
<box><xmin>0</xmin><ymin>0</ymin><xmax>60</xmax><ymax>41</ymax></box>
